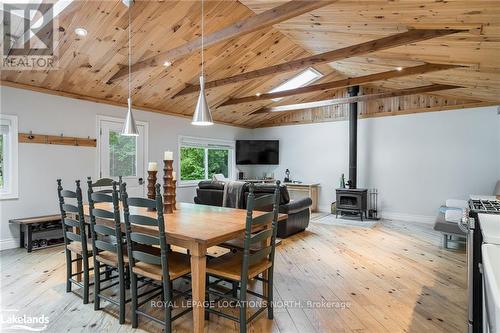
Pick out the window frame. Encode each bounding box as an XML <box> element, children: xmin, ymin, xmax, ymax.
<box><xmin>269</xmin><ymin>67</ymin><xmax>323</xmax><ymax>102</ymax></box>
<box><xmin>0</xmin><ymin>114</ymin><xmax>19</xmax><ymax>200</ymax></box>
<box><xmin>178</xmin><ymin>135</ymin><xmax>235</xmax><ymax>187</ymax></box>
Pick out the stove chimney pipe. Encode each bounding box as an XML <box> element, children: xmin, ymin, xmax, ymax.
<box><xmin>348</xmin><ymin>85</ymin><xmax>359</xmax><ymax>189</ymax></box>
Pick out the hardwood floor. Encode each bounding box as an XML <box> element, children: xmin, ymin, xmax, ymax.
<box><xmin>0</xmin><ymin>217</ymin><xmax>466</xmax><ymax>332</ymax></box>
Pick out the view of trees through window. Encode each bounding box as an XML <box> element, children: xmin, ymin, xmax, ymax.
<box><xmin>180</xmin><ymin>146</ymin><xmax>229</xmax><ymax>181</ymax></box>
<box><xmin>109</xmin><ymin>131</ymin><xmax>136</xmax><ymax>177</ymax></box>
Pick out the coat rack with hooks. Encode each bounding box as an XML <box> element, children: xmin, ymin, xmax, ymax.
<box><xmin>18</xmin><ymin>131</ymin><xmax>96</xmax><ymax>147</ymax></box>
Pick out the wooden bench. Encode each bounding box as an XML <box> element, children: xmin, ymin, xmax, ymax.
<box><xmin>9</xmin><ymin>214</ymin><xmax>63</xmax><ymax>252</ymax></box>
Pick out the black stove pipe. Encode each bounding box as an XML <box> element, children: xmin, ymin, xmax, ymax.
<box><xmin>348</xmin><ymin>85</ymin><xmax>360</xmax><ymax>189</ymax></box>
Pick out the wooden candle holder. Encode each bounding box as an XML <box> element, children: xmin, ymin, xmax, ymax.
<box><xmin>147</xmin><ymin>170</ymin><xmax>157</xmax><ymax>211</ymax></box>
<box><xmin>163</xmin><ymin>160</ymin><xmax>174</xmax><ymax>214</ymax></box>
<box><xmin>173</xmin><ymin>180</ymin><xmax>177</xmax><ymax>210</ymax></box>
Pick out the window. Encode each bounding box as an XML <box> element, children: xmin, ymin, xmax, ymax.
<box><xmin>269</xmin><ymin>67</ymin><xmax>323</xmax><ymax>101</ymax></box>
<box><xmin>179</xmin><ymin>136</ymin><xmax>234</xmax><ymax>184</ymax></box>
<box><xmin>108</xmin><ymin>130</ymin><xmax>136</xmax><ymax>177</ymax></box>
<box><xmin>0</xmin><ymin>114</ymin><xmax>19</xmax><ymax>200</ymax></box>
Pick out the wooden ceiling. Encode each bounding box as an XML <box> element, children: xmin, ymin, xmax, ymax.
<box><xmin>1</xmin><ymin>0</ymin><xmax>499</xmax><ymax>128</ymax></box>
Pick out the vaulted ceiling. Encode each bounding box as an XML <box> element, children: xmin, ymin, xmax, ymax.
<box><xmin>1</xmin><ymin>0</ymin><xmax>499</xmax><ymax>128</ymax></box>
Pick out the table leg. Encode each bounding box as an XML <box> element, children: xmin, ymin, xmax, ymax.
<box><xmin>190</xmin><ymin>245</ymin><xmax>207</xmax><ymax>333</ymax></box>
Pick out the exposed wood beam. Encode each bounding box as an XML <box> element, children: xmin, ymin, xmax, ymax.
<box><xmin>108</xmin><ymin>0</ymin><xmax>337</xmax><ymax>82</ymax></box>
<box><xmin>255</xmin><ymin>101</ymin><xmax>496</xmax><ymax>128</ymax></box>
<box><xmin>173</xmin><ymin>29</ymin><xmax>465</xmax><ymax>97</ymax></box>
<box><xmin>252</xmin><ymin>84</ymin><xmax>461</xmax><ymax>114</ymax></box>
<box><xmin>0</xmin><ymin>80</ymin><xmax>250</xmax><ymax>128</ymax></box>
<box><xmin>219</xmin><ymin>63</ymin><xmax>461</xmax><ymax>106</ymax></box>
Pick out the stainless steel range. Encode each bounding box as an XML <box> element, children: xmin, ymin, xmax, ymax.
<box><xmin>462</xmin><ymin>198</ymin><xmax>500</xmax><ymax>333</ymax></box>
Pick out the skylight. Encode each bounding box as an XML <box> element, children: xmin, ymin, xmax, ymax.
<box><xmin>269</xmin><ymin>67</ymin><xmax>323</xmax><ymax>101</ymax></box>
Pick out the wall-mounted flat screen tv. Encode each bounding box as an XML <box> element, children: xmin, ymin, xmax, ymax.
<box><xmin>236</xmin><ymin>140</ymin><xmax>279</xmax><ymax>165</ymax></box>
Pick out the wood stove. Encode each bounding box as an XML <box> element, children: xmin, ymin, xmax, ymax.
<box><xmin>335</xmin><ymin>85</ymin><xmax>368</xmax><ymax>220</ymax></box>
<box><xmin>336</xmin><ymin>188</ymin><xmax>368</xmax><ymax>220</ymax></box>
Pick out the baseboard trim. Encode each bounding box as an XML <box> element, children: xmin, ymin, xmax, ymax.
<box><xmin>380</xmin><ymin>211</ymin><xmax>435</xmax><ymax>224</ymax></box>
<box><xmin>0</xmin><ymin>237</ymin><xmax>19</xmax><ymax>251</ymax></box>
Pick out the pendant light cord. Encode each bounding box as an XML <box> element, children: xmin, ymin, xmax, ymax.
<box><xmin>201</xmin><ymin>0</ymin><xmax>204</xmax><ymax>77</ymax></box>
<box><xmin>128</xmin><ymin>4</ymin><xmax>131</xmax><ymax>101</ymax></box>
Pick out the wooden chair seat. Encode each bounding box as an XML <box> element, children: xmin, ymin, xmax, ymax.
<box><xmin>67</xmin><ymin>241</ymin><xmax>93</xmax><ymax>255</ymax></box>
<box><xmin>221</xmin><ymin>238</ymin><xmax>264</xmax><ymax>253</ymax></box>
<box><xmin>132</xmin><ymin>251</ymin><xmax>190</xmax><ymax>281</ymax></box>
<box><xmin>207</xmin><ymin>252</ymin><xmax>272</xmax><ymax>281</ymax></box>
<box><xmin>95</xmin><ymin>250</ymin><xmax>129</xmax><ymax>267</ymax></box>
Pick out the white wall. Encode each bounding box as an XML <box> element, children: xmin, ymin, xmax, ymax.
<box><xmin>252</xmin><ymin>106</ymin><xmax>500</xmax><ymax>221</ymax></box>
<box><xmin>1</xmin><ymin>85</ymin><xmax>499</xmax><ymax>250</ymax></box>
<box><xmin>0</xmin><ymin>86</ymin><xmax>250</xmax><ymax>249</ymax></box>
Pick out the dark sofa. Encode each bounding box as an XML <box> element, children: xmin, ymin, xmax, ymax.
<box><xmin>193</xmin><ymin>181</ymin><xmax>312</xmax><ymax>238</ymax></box>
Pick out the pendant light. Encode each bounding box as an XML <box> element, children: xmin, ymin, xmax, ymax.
<box><xmin>122</xmin><ymin>0</ymin><xmax>139</xmax><ymax>136</ymax></box>
<box><xmin>192</xmin><ymin>0</ymin><xmax>213</xmax><ymax>126</ymax></box>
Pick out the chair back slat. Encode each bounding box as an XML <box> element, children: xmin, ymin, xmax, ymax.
<box><xmin>61</xmin><ymin>190</ymin><xmax>77</xmax><ymax>198</ymax></box>
<box><xmin>91</xmin><ymin>192</ymin><xmax>113</xmax><ymax>203</ymax></box>
<box><xmin>249</xmin><ymin>229</ymin><xmax>273</xmax><ymax>244</ymax></box>
<box><xmin>91</xmin><ymin>178</ymin><xmax>114</xmax><ymax>187</ymax></box>
<box><xmin>122</xmin><ymin>183</ymin><xmax>171</xmax><ymax>284</ymax></box>
<box><xmin>62</xmin><ymin>203</ymin><xmax>79</xmax><ymax>213</ymax></box>
<box><xmin>87</xmin><ymin>178</ymin><xmax>123</xmax><ymax>264</ymax></box>
<box><xmin>240</xmin><ymin>181</ymin><xmax>281</xmax><ymax>281</ymax></box>
<box><xmin>127</xmin><ymin>197</ymin><xmax>156</xmax><ymax>209</ymax></box>
<box><xmin>63</xmin><ymin>218</ymin><xmax>80</xmax><ymax>228</ymax></box>
<box><xmin>95</xmin><ymin>239</ymin><xmax>117</xmax><ymax>253</ymax></box>
<box><xmin>248</xmin><ymin>246</ymin><xmax>272</xmax><ymax>265</ymax></box>
<box><xmin>131</xmin><ymin>232</ymin><xmax>160</xmax><ymax>246</ymax></box>
<box><xmin>66</xmin><ymin>231</ymin><xmax>81</xmax><ymax>242</ymax></box>
<box><xmin>254</xmin><ymin>194</ymin><xmax>275</xmax><ymax>209</ymax></box>
<box><xmin>93</xmin><ymin>224</ymin><xmax>116</xmax><ymax>236</ymax></box>
<box><xmin>129</xmin><ymin>214</ymin><xmax>157</xmax><ymax>226</ymax></box>
<box><xmin>57</xmin><ymin>179</ymin><xmax>90</xmax><ymax>257</ymax></box>
<box><xmin>252</xmin><ymin>211</ymin><xmax>274</xmax><ymax>227</ymax></box>
<box><xmin>92</xmin><ymin>208</ymin><xmax>115</xmax><ymax>220</ymax></box>
<box><xmin>132</xmin><ymin>250</ymin><xmax>161</xmax><ymax>265</ymax></box>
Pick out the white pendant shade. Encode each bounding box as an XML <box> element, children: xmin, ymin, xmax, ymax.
<box><xmin>192</xmin><ymin>76</ymin><xmax>213</xmax><ymax>126</ymax></box>
<box><xmin>122</xmin><ymin>97</ymin><xmax>139</xmax><ymax>136</ymax></box>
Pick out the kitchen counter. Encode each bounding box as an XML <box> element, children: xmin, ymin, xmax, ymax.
<box><xmin>479</xmin><ymin>213</ymin><xmax>500</xmax><ymax>245</ymax></box>
<box><xmin>482</xmin><ymin>244</ymin><xmax>500</xmax><ymax>332</ymax></box>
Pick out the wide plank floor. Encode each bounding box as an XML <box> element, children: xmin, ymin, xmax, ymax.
<box><xmin>0</xmin><ymin>217</ymin><xmax>466</xmax><ymax>332</ymax></box>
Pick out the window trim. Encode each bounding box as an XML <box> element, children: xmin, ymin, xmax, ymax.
<box><xmin>178</xmin><ymin>135</ymin><xmax>235</xmax><ymax>187</ymax></box>
<box><xmin>0</xmin><ymin>114</ymin><xmax>19</xmax><ymax>200</ymax></box>
<box><xmin>96</xmin><ymin>115</ymin><xmax>149</xmax><ymax>196</ymax></box>
<box><xmin>269</xmin><ymin>67</ymin><xmax>323</xmax><ymax>102</ymax></box>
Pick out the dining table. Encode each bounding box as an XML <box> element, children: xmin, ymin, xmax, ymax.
<box><xmin>76</xmin><ymin>201</ymin><xmax>287</xmax><ymax>333</ymax></box>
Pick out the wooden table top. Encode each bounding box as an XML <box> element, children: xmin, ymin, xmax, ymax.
<box><xmin>83</xmin><ymin>202</ymin><xmax>286</xmax><ymax>248</ymax></box>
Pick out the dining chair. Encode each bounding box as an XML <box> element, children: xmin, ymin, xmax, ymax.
<box><xmin>87</xmin><ymin>176</ymin><xmax>122</xmax><ymax>195</ymax></box>
<box><xmin>121</xmin><ymin>183</ymin><xmax>192</xmax><ymax>332</ymax></box>
<box><xmin>56</xmin><ymin>179</ymin><xmax>93</xmax><ymax>304</ymax></box>
<box><xmin>87</xmin><ymin>180</ymin><xmax>129</xmax><ymax>324</ymax></box>
<box><xmin>205</xmin><ymin>181</ymin><xmax>280</xmax><ymax>333</ymax></box>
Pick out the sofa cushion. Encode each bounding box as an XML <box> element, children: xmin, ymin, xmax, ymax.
<box><xmin>251</xmin><ymin>183</ymin><xmax>290</xmax><ymax>204</ymax></box>
<box><xmin>198</xmin><ymin>180</ymin><xmax>226</xmax><ymax>190</ymax></box>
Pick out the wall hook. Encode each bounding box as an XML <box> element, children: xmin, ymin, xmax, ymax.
<box><xmin>28</xmin><ymin>131</ymin><xmax>34</xmax><ymax>140</ymax></box>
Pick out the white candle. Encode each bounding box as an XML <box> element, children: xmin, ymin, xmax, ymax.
<box><xmin>164</xmin><ymin>151</ymin><xmax>173</xmax><ymax>160</ymax></box>
<box><xmin>172</xmin><ymin>171</ymin><xmax>177</xmax><ymax>181</ymax></box>
<box><xmin>147</xmin><ymin>162</ymin><xmax>158</xmax><ymax>171</ymax></box>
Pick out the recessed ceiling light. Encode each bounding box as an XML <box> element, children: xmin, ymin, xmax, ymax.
<box><xmin>255</xmin><ymin>92</ymin><xmax>261</xmax><ymax>97</ymax></box>
<box><xmin>74</xmin><ymin>28</ymin><xmax>87</xmax><ymax>37</ymax></box>
<box><xmin>163</xmin><ymin>60</ymin><xmax>172</xmax><ymax>67</ymax></box>
<box><xmin>396</xmin><ymin>67</ymin><xmax>403</xmax><ymax>71</ymax></box>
